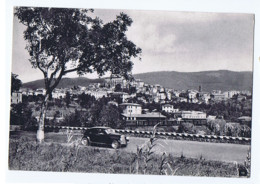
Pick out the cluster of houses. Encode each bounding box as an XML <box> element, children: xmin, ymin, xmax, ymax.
<box><xmin>12</xmin><ymin>75</ymin><xmax>251</xmax><ymax>105</ymax></box>
<box><xmin>10</xmin><ymin>75</ymin><xmax>252</xmax><ymax>128</ymax></box>
<box><xmin>119</xmin><ymin>102</ymin><xmax>208</xmax><ymax>127</ymax></box>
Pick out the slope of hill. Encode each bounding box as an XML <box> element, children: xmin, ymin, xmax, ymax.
<box><xmin>22</xmin><ymin>77</ymin><xmax>105</xmax><ymax>90</ymax></box>
<box><xmin>133</xmin><ymin>70</ymin><xmax>253</xmax><ymax>92</ymax></box>
<box><xmin>23</xmin><ymin>70</ymin><xmax>253</xmax><ymax>92</ymax></box>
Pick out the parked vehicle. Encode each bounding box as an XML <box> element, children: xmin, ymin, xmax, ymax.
<box><xmin>81</xmin><ymin>127</ymin><xmax>129</xmax><ymax>149</ymax></box>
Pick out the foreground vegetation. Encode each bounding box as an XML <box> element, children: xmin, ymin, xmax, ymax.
<box><xmin>9</xmin><ymin>136</ymin><xmax>249</xmax><ymax>177</ymax></box>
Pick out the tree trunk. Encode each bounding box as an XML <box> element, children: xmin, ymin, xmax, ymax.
<box><xmin>36</xmin><ymin>93</ymin><xmax>49</xmax><ymax>143</ymax></box>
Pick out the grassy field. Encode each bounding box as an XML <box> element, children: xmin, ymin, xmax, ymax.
<box><xmin>8</xmin><ymin>133</ymin><xmax>249</xmax><ymax>177</ymax></box>
<box><xmin>10</xmin><ymin>131</ymin><xmax>250</xmax><ymax>163</ymax></box>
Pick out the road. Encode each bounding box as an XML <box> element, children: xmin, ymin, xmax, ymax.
<box><xmin>124</xmin><ymin>137</ymin><xmax>250</xmax><ymax>163</ymax></box>
<box><xmin>10</xmin><ymin>131</ymin><xmax>250</xmax><ymax>163</ymax></box>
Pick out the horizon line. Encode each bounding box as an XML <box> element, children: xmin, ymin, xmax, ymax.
<box><xmin>21</xmin><ymin>69</ymin><xmax>253</xmax><ymax>84</ymax></box>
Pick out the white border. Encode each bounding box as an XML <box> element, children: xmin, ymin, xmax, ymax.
<box><xmin>2</xmin><ymin>0</ymin><xmax>260</xmax><ymax>184</ymax></box>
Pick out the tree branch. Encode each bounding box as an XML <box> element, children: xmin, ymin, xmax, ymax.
<box><xmin>49</xmin><ymin>66</ymin><xmax>65</xmax><ymax>92</ymax></box>
<box><xmin>63</xmin><ymin>67</ymin><xmax>80</xmax><ymax>74</ymax></box>
<box><xmin>47</xmin><ymin>56</ymin><xmax>56</xmax><ymax>69</ymax></box>
<box><xmin>49</xmin><ymin>65</ymin><xmax>62</xmax><ymax>83</ymax></box>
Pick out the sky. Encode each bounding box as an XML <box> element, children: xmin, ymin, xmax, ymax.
<box><xmin>12</xmin><ymin>8</ymin><xmax>254</xmax><ymax>83</ymax></box>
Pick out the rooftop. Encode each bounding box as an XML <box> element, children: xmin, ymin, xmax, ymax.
<box><xmin>162</xmin><ymin>104</ymin><xmax>173</xmax><ymax>107</ymax></box>
<box><xmin>119</xmin><ymin>103</ymin><xmax>141</xmax><ymax>106</ymax></box>
<box><xmin>122</xmin><ymin>113</ymin><xmax>166</xmax><ymax>118</ymax></box>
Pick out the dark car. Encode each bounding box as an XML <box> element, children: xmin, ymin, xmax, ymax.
<box><xmin>81</xmin><ymin>127</ymin><xmax>129</xmax><ymax>149</ymax></box>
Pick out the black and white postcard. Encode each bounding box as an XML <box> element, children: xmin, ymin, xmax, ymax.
<box><xmin>4</xmin><ymin>0</ymin><xmax>260</xmax><ymax>184</ymax></box>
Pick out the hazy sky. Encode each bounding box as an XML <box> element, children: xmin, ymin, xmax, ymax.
<box><xmin>12</xmin><ymin>8</ymin><xmax>254</xmax><ymax>83</ymax></box>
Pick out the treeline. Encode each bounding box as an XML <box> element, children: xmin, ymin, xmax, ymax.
<box><xmin>176</xmin><ymin>120</ymin><xmax>251</xmax><ymax>138</ymax></box>
<box><xmin>10</xmin><ymin>93</ymin><xmax>125</xmax><ymax>130</ymax></box>
<box><xmin>10</xmin><ymin>92</ymin><xmax>252</xmax><ymax>138</ymax></box>
<box><xmin>173</xmin><ymin>100</ymin><xmax>252</xmax><ymax>122</ymax></box>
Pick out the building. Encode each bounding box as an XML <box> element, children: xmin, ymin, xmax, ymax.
<box><xmin>162</xmin><ymin>104</ymin><xmax>179</xmax><ymax>113</ymax></box>
<box><xmin>207</xmin><ymin>115</ymin><xmax>217</xmax><ymax>120</ymax></box>
<box><xmin>105</xmin><ymin>75</ymin><xmax>127</xmax><ymax>88</ymax></box>
<box><xmin>223</xmin><ymin>90</ymin><xmax>240</xmax><ymax>99</ymax></box>
<box><xmin>236</xmin><ymin>94</ymin><xmax>247</xmax><ymax>101</ymax></box>
<box><xmin>109</xmin><ymin>92</ymin><xmax>130</xmax><ymax>102</ymax></box>
<box><xmin>210</xmin><ymin>92</ymin><xmax>226</xmax><ymax>102</ymax></box>
<box><xmin>197</xmin><ymin>92</ymin><xmax>211</xmax><ymax>104</ymax></box>
<box><xmin>173</xmin><ymin>91</ymin><xmax>181</xmax><ymax>97</ymax></box>
<box><xmin>181</xmin><ymin>111</ymin><xmax>206</xmax><ymax>119</ymax></box>
<box><xmin>158</xmin><ymin>92</ymin><xmax>166</xmax><ymax>100</ymax></box>
<box><xmin>35</xmin><ymin>88</ymin><xmax>46</xmax><ymax>96</ymax></box>
<box><xmin>186</xmin><ymin>90</ymin><xmax>199</xmax><ymax>103</ymax></box>
<box><xmin>166</xmin><ymin>91</ymin><xmax>172</xmax><ymax>100</ymax></box>
<box><xmin>174</xmin><ymin>111</ymin><xmax>207</xmax><ymax>125</ymax></box>
<box><xmin>120</xmin><ymin>103</ymin><xmax>166</xmax><ymax>126</ymax></box>
<box><xmin>188</xmin><ymin>91</ymin><xmax>197</xmax><ymax>99</ymax></box>
<box><xmin>52</xmin><ymin>89</ymin><xmax>66</xmax><ymax>99</ymax></box>
<box><xmin>237</xmin><ymin>116</ymin><xmax>252</xmax><ymax>127</ymax></box>
<box><xmin>136</xmin><ymin>79</ymin><xmax>145</xmax><ymax>88</ymax></box>
<box><xmin>11</xmin><ymin>92</ymin><xmax>22</xmax><ymax>104</ymax></box>
<box><xmin>20</xmin><ymin>88</ymin><xmax>34</xmax><ymax>96</ymax></box>
<box><xmin>87</xmin><ymin>90</ymin><xmax>108</xmax><ymax>99</ymax></box>
<box><xmin>119</xmin><ymin>103</ymin><xmax>142</xmax><ymax>115</ymax></box>
<box><xmin>178</xmin><ymin>97</ymin><xmax>188</xmax><ymax>103</ymax></box>
<box><xmin>121</xmin><ymin>112</ymin><xmax>166</xmax><ymax>126</ymax></box>
<box><xmin>153</xmin><ymin>96</ymin><xmax>160</xmax><ymax>103</ymax></box>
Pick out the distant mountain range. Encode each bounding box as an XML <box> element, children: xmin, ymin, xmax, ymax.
<box><xmin>22</xmin><ymin>77</ymin><xmax>105</xmax><ymax>90</ymax></box>
<box><xmin>23</xmin><ymin>70</ymin><xmax>253</xmax><ymax>92</ymax></box>
<box><xmin>133</xmin><ymin>70</ymin><xmax>253</xmax><ymax>92</ymax></box>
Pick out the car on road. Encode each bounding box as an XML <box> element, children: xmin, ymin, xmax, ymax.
<box><xmin>81</xmin><ymin>127</ymin><xmax>129</xmax><ymax>149</ymax></box>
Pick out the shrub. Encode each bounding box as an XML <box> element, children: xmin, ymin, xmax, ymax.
<box><xmin>178</xmin><ymin>123</ymin><xmax>196</xmax><ymax>134</ymax></box>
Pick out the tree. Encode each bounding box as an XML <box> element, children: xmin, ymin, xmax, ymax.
<box><xmin>65</xmin><ymin>91</ymin><xmax>71</xmax><ymax>107</ymax></box>
<box><xmin>78</xmin><ymin>92</ymin><xmax>96</xmax><ymax>108</ymax></box>
<box><xmin>177</xmin><ymin>122</ymin><xmax>196</xmax><ymax>134</ymax></box>
<box><xmin>10</xmin><ymin>102</ymin><xmax>37</xmax><ymax>129</ymax></box>
<box><xmin>15</xmin><ymin>7</ymin><xmax>141</xmax><ymax>142</ymax></box>
<box><xmin>115</xmin><ymin>84</ymin><xmax>122</xmax><ymax>92</ymax></box>
<box><xmin>99</xmin><ymin>104</ymin><xmax>123</xmax><ymax>128</ymax></box>
<box><xmin>11</xmin><ymin>73</ymin><xmax>22</xmax><ymax>93</ymax></box>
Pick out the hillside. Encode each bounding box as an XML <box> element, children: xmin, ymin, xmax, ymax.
<box><xmin>23</xmin><ymin>70</ymin><xmax>253</xmax><ymax>92</ymax></box>
<box><xmin>22</xmin><ymin>77</ymin><xmax>105</xmax><ymax>90</ymax></box>
<box><xmin>133</xmin><ymin>70</ymin><xmax>253</xmax><ymax>92</ymax></box>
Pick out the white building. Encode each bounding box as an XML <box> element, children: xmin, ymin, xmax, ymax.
<box><xmin>86</xmin><ymin>90</ymin><xmax>108</xmax><ymax>99</ymax></box>
<box><xmin>109</xmin><ymin>92</ymin><xmax>130</xmax><ymax>102</ymax></box>
<box><xmin>166</xmin><ymin>91</ymin><xmax>172</xmax><ymax>100</ymax></box>
<box><xmin>174</xmin><ymin>110</ymin><xmax>207</xmax><ymax>125</ymax></box>
<box><xmin>158</xmin><ymin>92</ymin><xmax>166</xmax><ymax>100</ymax></box>
<box><xmin>35</xmin><ymin>88</ymin><xmax>46</xmax><ymax>96</ymax></box>
<box><xmin>11</xmin><ymin>92</ymin><xmax>22</xmax><ymax>104</ymax></box>
<box><xmin>119</xmin><ymin>103</ymin><xmax>142</xmax><ymax>115</ymax></box>
<box><xmin>223</xmin><ymin>90</ymin><xmax>240</xmax><ymax>99</ymax></box>
<box><xmin>179</xmin><ymin>111</ymin><xmax>207</xmax><ymax>119</ymax></box>
<box><xmin>162</xmin><ymin>104</ymin><xmax>179</xmax><ymax>113</ymax></box>
<box><xmin>52</xmin><ymin>89</ymin><xmax>66</xmax><ymax>99</ymax></box>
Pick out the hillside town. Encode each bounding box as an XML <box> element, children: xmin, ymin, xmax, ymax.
<box><xmin>11</xmin><ymin>75</ymin><xmax>252</xmax><ymax>137</ymax></box>
<box><xmin>9</xmin><ymin>7</ymin><xmax>254</xmax><ymax>178</ymax></box>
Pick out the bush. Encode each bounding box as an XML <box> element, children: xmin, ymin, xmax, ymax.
<box><xmin>178</xmin><ymin>123</ymin><xmax>196</xmax><ymax>134</ymax></box>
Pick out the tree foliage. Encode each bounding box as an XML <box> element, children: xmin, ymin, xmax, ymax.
<box><xmin>15</xmin><ymin>7</ymin><xmax>141</xmax><ymax>141</ymax></box>
<box><xmin>10</xmin><ymin>102</ymin><xmax>37</xmax><ymax>129</ymax></box>
<box><xmin>11</xmin><ymin>73</ymin><xmax>22</xmax><ymax>93</ymax></box>
<box><xmin>65</xmin><ymin>91</ymin><xmax>71</xmax><ymax>107</ymax></box>
<box><xmin>78</xmin><ymin>92</ymin><xmax>96</xmax><ymax>108</ymax></box>
<box><xmin>15</xmin><ymin>7</ymin><xmax>142</xmax><ymax>96</ymax></box>
<box><xmin>99</xmin><ymin>104</ymin><xmax>123</xmax><ymax>128</ymax></box>
<box><xmin>177</xmin><ymin>122</ymin><xmax>196</xmax><ymax>134</ymax></box>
